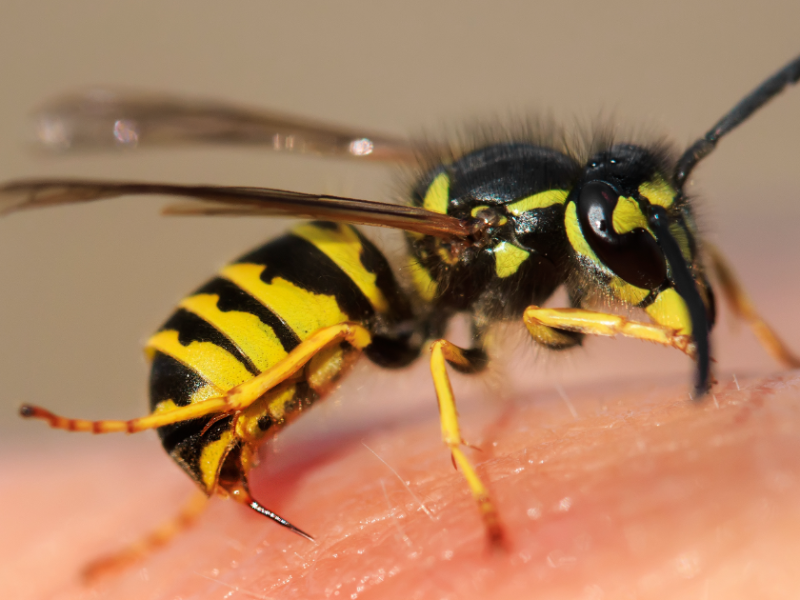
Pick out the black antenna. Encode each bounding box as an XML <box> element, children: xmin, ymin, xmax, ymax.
<box><xmin>675</xmin><ymin>54</ymin><xmax>800</xmax><ymax>189</ymax></box>
<box><xmin>647</xmin><ymin>206</ymin><xmax>711</xmax><ymax>398</ymax></box>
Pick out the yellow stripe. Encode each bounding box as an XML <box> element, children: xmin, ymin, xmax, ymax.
<box><xmin>423</xmin><ymin>172</ymin><xmax>449</xmax><ymax>214</ymax></box>
<box><xmin>608</xmin><ymin>277</ymin><xmax>650</xmax><ymax>305</ymax></box>
<box><xmin>222</xmin><ymin>263</ymin><xmax>350</xmax><ymax>341</ymax></box>
<box><xmin>146</xmin><ymin>330</ymin><xmax>252</xmax><ymax>392</ymax></box>
<box><xmin>646</xmin><ymin>288</ymin><xmax>692</xmax><ymax>335</ymax></box>
<box><xmin>291</xmin><ymin>223</ymin><xmax>389</xmax><ymax>313</ymax></box>
<box><xmin>669</xmin><ymin>223</ymin><xmax>693</xmax><ymax>263</ymax></box>
<box><xmin>565</xmin><ymin>202</ymin><xmax>649</xmax><ymax>305</ymax></box>
<box><xmin>153</xmin><ymin>384</ymin><xmax>221</xmax><ymax>416</ymax></box>
<box><xmin>198</xmin><ymin>429</ymin><xmax>235</xmax><ymax>491</ymax></box>
<box><xmin>612</xmin><ymin>196</ymin><xmax>652</xmax><ymax>235</ymax></box>
<box><xmin>638</xmin><ymin>178</ymin><xmax>675</xmax><ymax>208</ymax></box>
<box><xmin>565</xmin><ymin>201</ymin><xmax>599</xmax><ymax>263</ymax></box>
<box><xmin>179</xmin><ymin>294</ymin><xmax>288</xmax><ymax>372</ymax></box>
<box><xmin>493</xmin><ymin>241</ymin><xmax>530</xmax><ymax>278</ymax></box>
<box><xmin>506</xmin><ymin>189</ymin><xmax>568</xmax><ymax>216</ymax></box>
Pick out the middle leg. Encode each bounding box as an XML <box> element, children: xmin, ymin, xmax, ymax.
<box><xmin>429</xmin><ymin>338</ymin><xmax>505</xmax><ymax>547</ymax></box>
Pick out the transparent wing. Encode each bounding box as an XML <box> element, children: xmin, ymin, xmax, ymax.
<box><xmin>33</xmin><ymin>88</ymin><xmax>421</xmax><ymax>163</ymax></box>
<box><xmin>0</xmin><ymin>179</ymin><xmax>471</xmax><ymax>239</ymax></box>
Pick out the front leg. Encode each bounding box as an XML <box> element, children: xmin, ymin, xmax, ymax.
<box><xmin>523</xmin><ymin>306</ymin><xmax>696</xmax><ymax>357</ymax></box>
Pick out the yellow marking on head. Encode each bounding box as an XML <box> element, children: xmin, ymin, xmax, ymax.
<box><xmin>222</xmin><ymin>264</ymin><xmax>350</xmax><ymax>341</ymax></box>
<box><xmin>669</xmin><ymin>223</ymin><xmax>693</xmax><ymax>263</ymax></box>
<box><xmin>423</xmin><ymin>172</ymin><xmax>450</xmax><ymax>214</ymax></box>
<box><xmin>506</xmin><ymin>189</ymin><xmax>569</xmax><ymax>216</ymax></box>
<box><xmin>639</xmin><ymin>178</ymin><xmax>676</xmax><ymax>208</ymax></box>
<box><xmin>566</xmin><ymin>202</ymin><xmax>650</xmax><ymax>305</ymax></box>
<box><xmin>146</xmin><ymin>330</ymin><xmax>252</xmax><ymax>391</ymax></box>
<box><xmin>646</xmin><ymin>288</ymin><xmax>692</xmax><ymax>335</ymax></box>
<box><xmin>565</xmin><ymin>202</ymin><xmax>599</xmax><ymax>263</ymax></box>
<box><xmin>608</xmin><ymin>278</ymin><xmax>650</xmax><ymax>305</ymax></box>
<box><xmin>198</xmin><ymin>429</ymin><xmax>235</xmax><ymax>492</ymax></box>
<box><xmin>407</xmin><ymin>257</ymin><xmax>437</xmax><ymax>302</ymax></box>
<box><xmin>291</xmin><ymin>223</ymin><xmax>389</xmax><ymax>313</ymax></box>
<box><xmin>493</xmin><ymin>241</ymin><xmax>530</xmax><ymax>278</ymax></box>
<box><xmin>612</xmin><ymin>196</ymin><xmax>652</xmax><ymax>235</ymax></box>
<box><xmin>180</xmin><ymin>294</ymin><xmax>288</xmax><ymax>372</ymax></box>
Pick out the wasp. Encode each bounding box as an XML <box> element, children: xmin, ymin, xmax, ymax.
<box><xmin>3</xmin><ymin>55</ymin><xmax>799</xmax><ymax>564</ymax></box>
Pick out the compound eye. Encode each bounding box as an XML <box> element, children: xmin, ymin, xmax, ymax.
<box><xmin>576</xmin><ymin>181</ymin><xmax>667</xmax><ymax>290</ymax></box>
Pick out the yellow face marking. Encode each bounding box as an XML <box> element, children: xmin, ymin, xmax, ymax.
<box><xmin>612</xmin><ymin>196</ymin><xmax>652</xmax><ymax>235</ymax></box>
<box><xmin>566</xmin><ymin>202</ymin><xmax>650</xmax><ymax>305</ymax></box>
<box><xmin>180</xmin><ymin>294</ymin><xmax>288</xmax><ymax>372</ymax></box>
<box><xmin>146</xmin><ymin>330</ymin><xmax>252</xmax><ymax>391</ymax></box>
<box><xmin>198</xmin><ymin>429</ymin><xmax>235</xmax><ymax>492</ymax></box>
<box><xmin>608</xmin><ymin>277</ymin><xmax>650</xmax><ymax>305</ymax></box>
<box><xmin>493</xmin><ymin>241</ymin><xmax>530</xmax><ymax>278</ymax></box>
<box><xmin>407</xmin><ymin>257</ymin><xmax>437</xmax><ymax>302</ymax></box>
<box><xmin>669</xmin><ymin>223</ymin><xmax>693</xmax><ymax>263</ymax></box>
<box><xmin>565</xmin><ymin>202</ymin><xmax>600</xmax><ymax>263</ymax></box>
<box><xmin>423</xmin><ymin>172</ymin><xmax>450</xmax><ymax>214</ymax></box>
<box><xmin>506</xmin><ymin>189</ymin><xmax>569</xmax><ymax>216</ymax></box>
<box><xmin>291</xmin><ymin>223</ymin><xmax>389</xmax><ymax>313</ymax></box>
<box><xmin>639</xmin><ymin>178</ymin><xmax>676</xmax><ymax>208</ymax></box>
<box><xmin>222</xmin><ymin>263</ymin><xmax>350</xmax><ymax>341</ymax></box>
<box><xmin>646</xmin><ymin>288</ymin><xmax>692</xmax><ymax>335</ymax></box>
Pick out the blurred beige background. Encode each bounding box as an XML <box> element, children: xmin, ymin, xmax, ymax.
<box><xmin>0</xmin><ymin>0</ymin><xmax>799</xmax><ymax>438</ymax></box>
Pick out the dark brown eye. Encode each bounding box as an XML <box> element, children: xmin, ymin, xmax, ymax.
<box><xmin>576</xmin><ymin>181</ymin><xmax>667</xmax><ymax>290</ymax></box>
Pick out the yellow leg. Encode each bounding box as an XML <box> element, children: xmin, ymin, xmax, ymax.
<box><xmin>82</xmin><ymin>491</ymin><xmax>208</xmax><ymax>582</ymax></box>
<box><xmin>705</xmin><ymin>243</ymin><xmax>800</xmax><ymax>368</ymax></box>
<box><xmin>524</xmin><ymin>306</ymin><xmax>696</xmax><ymax>357</ymax></box>
<box><xmin>429</xmin><ymin>339</ymin><xmax>504</xmax><ymax>547</ymax></box>
<box><xmin>20</xmin><ymin>322</ymin><xmax>373</xmax><ymax>434</ymax></box>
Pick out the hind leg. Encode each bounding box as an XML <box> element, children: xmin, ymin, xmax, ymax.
<box><xmin>20</xmin><ymin>322</ymin><xmax>373</xmax><ymax>434</ymax></box>
<box><xmin>705</xmin><ymin>242</ymin><xmax>800</xmax><ymax>368</ymax></box>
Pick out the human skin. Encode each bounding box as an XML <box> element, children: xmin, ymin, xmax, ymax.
<box><xmin>2</xmin><ymin>331</ymin><xmax>800</xmax><ymax>600</ymax></box>
<box><xmin>2</xmin><ymin>207</ymin><xmax>800</xmax><ymax>600</ymax></box>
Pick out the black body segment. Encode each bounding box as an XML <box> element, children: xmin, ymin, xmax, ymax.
<box><xmin>147</xmin><ymin>222</ymin><xmax>417</xmax><ymax>492</ymax></box>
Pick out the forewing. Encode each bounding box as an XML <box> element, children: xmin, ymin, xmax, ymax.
<box><xmin>0</xmin><ymin>179</ymin><xmax>471</xmax><ymax>239</ymax></box>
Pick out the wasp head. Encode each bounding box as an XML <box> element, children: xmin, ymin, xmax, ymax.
<box><xmin>567</xmin><ymin>144</ymin><xmax>715</xmax><ymax>396</ymax></box>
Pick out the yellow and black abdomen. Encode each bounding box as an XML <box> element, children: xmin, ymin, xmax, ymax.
<box><xmin>146</xmin><ymin>221</ymin><xmax>414</xmax><ymax>492</ymax></box>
